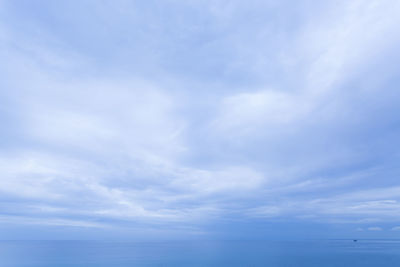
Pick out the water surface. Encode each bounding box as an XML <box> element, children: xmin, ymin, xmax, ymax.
<box><xmin>1</xmin><ymin>240</ymin><xmax>400</xmax><ymax>266</ymax></box>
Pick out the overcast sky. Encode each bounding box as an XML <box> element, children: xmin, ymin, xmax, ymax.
<box><xmin>1</xmin><ymin>0</ymin><xmax>400</xmax><ymax>240</ymax></box>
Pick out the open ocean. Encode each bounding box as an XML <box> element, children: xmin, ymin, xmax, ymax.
<box><xmin>1</xmin><ymin>240</ymin><xmax>400</xmax><ymax>266</ymax></box>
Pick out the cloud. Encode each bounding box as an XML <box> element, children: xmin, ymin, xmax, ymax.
<box><xmin>246</xmin><ymin>206</ymin><xmax>283</xmax><ymax>218</ymax></box>
<box><xmin>213</xmin><ymin>90</ymin><xmax>307</xmax><ymax>137</ymax></box>
<box><xmin>367</xmin><ymin>227</ymin><xmax>383</xmax><ymax>231</ymax></box>
<box><xmin>0</xmin><ymin>215</ymin><xmax>106</xmax><ymax>228</ymax></box>
<box><xmin>1</xmin><ymin>0</ymin><xmax>400</xmax><ymax>238</ymax></box>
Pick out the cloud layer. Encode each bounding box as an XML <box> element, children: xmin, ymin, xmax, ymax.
<box><xmin>1</xmin><ymin>0</ymin><xmax>400</xmax><ymax>239</ymax></box>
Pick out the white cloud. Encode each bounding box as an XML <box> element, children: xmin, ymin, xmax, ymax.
<box><xmin>171</xmin><ymin>166</ymin><xmax>264</xmax><ymax>194</ymax></box>
<box><xmin>367</xmin><ymin>227</ymin><xmax>382</xmax><ymax>231</ymax></box>
<box><xmin>246</xmin><ymin>205</ymin><xmax>283</xmax><ymax>218</ymax></box>
<box><xmin>1</xmin><ymin>0</ymin><xmax>400</xmax><ymax>236</ymax></box>
<box><xmin>302</xmin><ymin>0</ymin><xmax>400</xmax><ymax>92</ymax></box>
<box><xmin>0</xmin><ymin>215</ymin><xmax>106</xmax><ymax>228</ymax></box>
<box><xmin>213</xmin><ymin>90</ymin><xmax>308</xmax><ymax>136</ymax></box>
<box><xmin>212</xmin><ymin>0</ymin><xmax>400</xmax><ymax>139</ymax></box>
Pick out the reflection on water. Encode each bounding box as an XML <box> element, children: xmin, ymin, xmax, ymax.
<box><xmin>1</xmin><ymin>240</ymin><xmax>400</xmax><ymax>266</ymax></box>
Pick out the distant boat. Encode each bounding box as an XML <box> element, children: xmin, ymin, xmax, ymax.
<box><xmin>353</xmin><ymin>239</ymin><xmax>358</xmax><ymax>242</ymax></box>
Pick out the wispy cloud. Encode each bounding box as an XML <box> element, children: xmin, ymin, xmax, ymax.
<box><xmin>367</xmin><ymin>227</ymin><xmax>383</xmax><ymax>231</ymax></box>
<box><xmin>1</xmin><ymin>0</ymin><xmax>400</xmax><ymax>238</ymax></box>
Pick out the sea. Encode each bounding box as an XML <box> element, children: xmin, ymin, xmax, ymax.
<box><xmin>1</xmin><ymin>240</ymin><xmax>400</xmax><ymax>266</ymax></box>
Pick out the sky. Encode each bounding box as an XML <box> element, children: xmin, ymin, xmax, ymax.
<box><xmin>1</xmin><ymin>0</ymin><xmax>400</xmax><ymax>240</ymax></box>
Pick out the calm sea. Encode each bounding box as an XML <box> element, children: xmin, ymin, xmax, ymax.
<box><xmin>1</xmin><ymin>240</ymin><xmax>400</xmax><ymax>266</ymax></box>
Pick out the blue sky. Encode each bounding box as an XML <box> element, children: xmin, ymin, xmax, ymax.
<box><xmin>1</xmin><ymin>0</ymin><xmax>400</xmax><ymax>240</ymax></box>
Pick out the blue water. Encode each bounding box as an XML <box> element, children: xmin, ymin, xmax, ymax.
<box><xmin>1</xmin><ymin>240</ymin><xmax>400</xmax><ymax>266</ymax></box>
